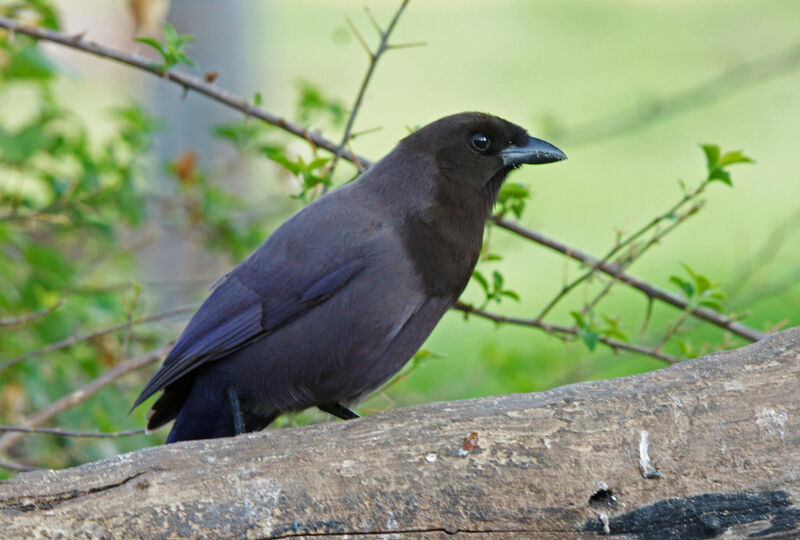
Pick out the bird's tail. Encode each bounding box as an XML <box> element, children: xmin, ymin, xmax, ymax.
<box><xmin>165</xmin><ymin>387</ymin><xmax>279</xmax><ymax>443</ymax></box>
<box><xmin>166</xmin><ymin>397</ymin><xmax>235</xmax><ymax>443</ymax></box>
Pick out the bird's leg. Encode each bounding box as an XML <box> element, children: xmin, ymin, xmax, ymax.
<box><xmin>226</xmin><ymin>387</ymin><xmax>246</xmax><ymax>435</ymax></box>
<box><xmin>318</xmin><ymin>402</ymin><xmax>360</xmax><ymax>420</ymax></box>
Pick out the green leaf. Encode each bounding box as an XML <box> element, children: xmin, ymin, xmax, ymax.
<box><xmin>492</xmin><ymin>270</ymin><xmax>504</xmax><ymax>290</ymax></box>
<box><xmin>708</xmin><ymin>167</ymin><xmax>732</xmax><ymax>186</ymax></box>
<box><xmin>135</xmin><ymin>22</ymin><xmax>195</xmax><ymax>70</ymax></box>
<box><xmin>27</xmin><ymin>0</ymin><xmax>62</xmax><ymax>29</ymax></box>
<box><xmin>570</xmin><ymin>311</ymin><xmax>586</xmax><ymax>328</ymax></box>
<box><xmin>680</xmin><ymin>263</ymin><xmax>715</xmax><ymax>295</ymax></box>
<box><xmin>295</xmin><ymin>80</ymin><xmax>346</xmax><ymax>127</ymax></box>
<box><xmin>472</xmin><ymin>270</ymin><xmax>489</xmax><ymax>293</ymax></box>
<box><xmin>0</xmin><ymin>123</ymin><xmax>49</xmax><ymax>165</ymax></box>
<box><xmin>718</xmin><ymin>150</ymin><xmax>754</xmax><ymax>167</ymax></box>
<box><xmin>699</xmin><ymin>299</ymin><xmax>724</xmax><ymax>312</ymax></box>
<box><xmin>307</xmin><ymin>157</ymin><xmax>331</xmax><ymax>170</ymax></box>
<box><xmin>496</xmin><ymin>182</ymin><xmax>531</xmax><ymax>219</ymax></box>
<box><xmin>4</xmin><ymin>44</ymin><xmax>61</xmax><ymax>81</ymax></box>
<box><xmin>268</xmin><ymin>153</ymin><xmax>302</xmax><ymax>175</ymax></box>
<box><xmin>599</xmin><ymin>314</ymin><xmax>628</xmax><ymax>341</ymax></box>
<box><xmin>133</xmin><ymin>37</ymin><xmax>166</xmax><ymax>55</ymax></box>
<box><xmin>669</xmin><ymin>276</ymin><xmax>694</xmax><ymax>298</ymax></box>
<box><xmin>412</xmin><ymin>348</ymin><xmax>444</xmax><ymax>362</ymax></box>
<box><xmin>600</xmin><ymin>327</ymin><xmax>628</xmax><ymax>341</ymax></box>
<box><xmin>701</xmin><ymin>144</ymin><xmax>720</xmax><ymax>169</ymax></box>
<box><xmin>301</xmin><ymin>172</ymin><xmax>330</xmax><ymax>190</ymax></box>
<box><xmin>580</xmin><ymin>330</ymin><xmax>599</xmax><ymax>351</ymax></box>
<box><xmin>499</xmin><ymin>290</ymin><xmax>520</xmax><ymax>302</ymax></box>
<box><xmin>694</xmin><ymin>274</ymin><xmax>711</xmax><ymax>294</ymax></box>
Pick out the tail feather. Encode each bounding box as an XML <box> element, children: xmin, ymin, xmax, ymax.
<box><xmin>146</xmin><ymin>377</ymin><xmax>193</xmax><ymax>431</ymax></box>
<box><xmin>164</xmin><ymin>384</ymin><xmax>279</xmax><ymax>443</ymax></box>
<box><xmin>166</xmin><ymin>400</ymin><xmax>234</xmax><ymax>443</ymax></box>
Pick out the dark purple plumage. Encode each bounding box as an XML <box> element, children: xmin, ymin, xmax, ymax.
<box><xmin>132</xmin><ymin>112</ymin><xmax>566</xmax><ymax>442</ymax></box>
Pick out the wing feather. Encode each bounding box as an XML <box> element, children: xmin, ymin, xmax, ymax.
<box><xmin>132</xmin><ymin>257</ymin><xmax>366</xmax><ymax>409</ymax></box>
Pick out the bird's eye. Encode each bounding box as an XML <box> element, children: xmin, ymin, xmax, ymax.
<box><xmin>471</xmin><ymin>133</ymin><xmax>491</xmax><ymax>152</ymax></box>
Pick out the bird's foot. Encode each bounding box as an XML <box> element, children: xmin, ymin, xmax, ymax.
<box><xmin>226</xmin><ymin>387</ymin><xmax>246</xmax><ymax>435</ymax></box>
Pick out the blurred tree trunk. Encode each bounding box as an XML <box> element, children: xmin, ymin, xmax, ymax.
<box><xmin>143</xmin><ymin>0</ymin><xmax>258</xmax><ymax>296</ymax></box>
<box><xmin>2</xmin><ymin>327</ymin><xmax>799</xmax><ymax>538</ymax></box>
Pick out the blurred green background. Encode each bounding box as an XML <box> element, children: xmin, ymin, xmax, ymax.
<box><xmin>1</xmin><ymin>0</ymin><xmax>799</xmax><ymax>473</ymax></box>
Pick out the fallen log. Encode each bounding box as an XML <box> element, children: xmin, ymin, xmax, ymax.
<box><xmin>2</xmin><ymin>327</ymin><xmax>799</xmax><ymax>539</ymax></box>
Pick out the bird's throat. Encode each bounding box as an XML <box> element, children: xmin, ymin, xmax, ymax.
<box><xmin>401</xmin><ymin>181</ymin><xmax>491</xmax><ymax>301</ymax></box>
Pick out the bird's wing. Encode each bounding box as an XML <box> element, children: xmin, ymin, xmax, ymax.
<box><xmin>131</xmin><ymin>254</ymin><xmax>367</xmax><ymax>410</ymax></box>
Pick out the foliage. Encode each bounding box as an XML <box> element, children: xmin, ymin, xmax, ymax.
<box><xmin>0</xmin><ymin>24</ymin><xmax>164</xmax><ymax>472</ymax></box>
<box><xmin>0</xmin><ymin>15</ymin><xmax>286</xmax><ymax>475</ymax></box>
<box><xmin>471</xmin><ymin>269</ymin><xmax>520</xmax><ymax>309</ymax></box>
<box><xmin>295</xmin><ymin>79</ymin><xmax>347</xmax><ymax>128</ymax></box>
<box><xmin>135</xmin><ymin>22</ymin><xmax>195</xmax><ymax>71</ymax></box>
<box><xmin>495</xmin><ymin>182</ymin><xmax>531</xmax><ymax>220</ymax></box>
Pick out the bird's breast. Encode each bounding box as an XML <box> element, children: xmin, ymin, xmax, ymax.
<box><xmin>401</xmin><ymin>205</ymin><xmax>485</xmax><ymax>301</ymax></box>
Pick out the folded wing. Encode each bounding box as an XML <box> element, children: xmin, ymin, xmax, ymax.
<box><xmin>131</xmin><ymin>255</ymin><xmax>367</xmax><ymax>410</ymax></box>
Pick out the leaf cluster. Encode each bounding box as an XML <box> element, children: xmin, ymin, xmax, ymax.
<box><xmin>135</xmin><ymin>22</ymin><xmax>195</xmax><ymax>71</ymax></box>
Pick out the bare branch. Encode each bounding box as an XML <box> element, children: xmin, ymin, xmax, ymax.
<box><xmin>0</xmin><ymin>15</ymin><xmax>369</xmax><ymax>167</ymax></box>
<box><xmin>561</xmin><ymin>40</ymin><xmax>800</xmax><ymax>146</ymax></box>
<box><xmin>0</xmin><ymin>305</ymin><xmax>193</xmax><ymax>372</ymax></box>
<box><xmin>0</xmin><ymin>458</ymin><xmax>40</xmax><ymax>472</ymax></box>
<box><xmin>0</xmin><ymin>426</ymin><xmax>145</xmax><ymax>438</ymax></box>
<box><xmin>0</xmin><ymin>299</ymin><xmax>63</xmax><ymax>329</ymax></box>
<box><xmin>0</xmin><ymin>344</ymin><xmax>171</xmax><ymax>452</ymax></box>
<box><xmin>579</xmin><ymin>201</ymin><xmax>703</xmax><ymax>318</ymax></box>
<box><xmin>346</xmin><ymin>16</ymin><xmax>371</xmax><ymax>58</ymax></box>
<box><xmin>535</xmin><ymin>179</ymin><xmax>711</xmax><ymax>322</ymax></box>
<box><xmin>454</xmin><ymin>301</ymin><xmax>681</xmax><ymax>364</ymax></box>
<box><xmin>364</xmin><ymin>6</ymin><xmax>383</xmax><ymax>36</ymax></box>
<box><xmin>654</xmin><ymin>305</ymin><xmax>694</xmax><ymax>353</ymax></box>
<box><xmin>492</xmin><ymin>217</ymin><xmax>766</xmax><ymax>342</ymax></box>
<box><xmin>384</xmin><ymin>41</ymin><xmax>426</xmax><ymax>51</ymax></box>
<box><xmin>327</xmin><ymin>0</ymin><xmax>412</xmax><ymax>181</ymax></box>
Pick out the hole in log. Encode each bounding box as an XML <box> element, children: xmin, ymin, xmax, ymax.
<box><xmin>589</xmin><ymin>488</ymin><xmax>618</xmax><ymax>511</ymax></box>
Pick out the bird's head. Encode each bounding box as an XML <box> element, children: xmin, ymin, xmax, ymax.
<box><xmin>399</xmin><ymin>112</ymin><xmax>566</xmax><ymax>194</ymax></box>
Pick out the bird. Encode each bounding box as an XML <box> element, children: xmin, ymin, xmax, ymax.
<box><xmin>132</xmin><ymin>112</ymin><xmax>566</xmax><ymax>443</ymax></box>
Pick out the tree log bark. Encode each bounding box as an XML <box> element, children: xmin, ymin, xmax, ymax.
<box><xmin>2</xmin><ymin>327</ymin><xmax>799</xmax><ymax>539</ymax></box>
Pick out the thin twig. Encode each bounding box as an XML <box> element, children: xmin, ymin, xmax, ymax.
<box><xmin>492</xmin><ymin>217</ymin><xmax>766</xmax><ymax>342</ymax></box>
<box><xmin>0</xmin><ymin>344</ymin><xmax>172</xmax><ymax>452</ymax></box>
<box><xmin>385</xmin><ymin>41</ymin><xmax>426</xmax><ymax>51</ymax></box>
<box><xmin>579</xmin><ymin>201</ymin><xmax>703</xmax><ymax>317</ymax></box>
<box><xmin>535</xmin><ymin>180</ymin><xmax>711</xmax><ymax>322</ymax></box>
<box><xmin>0</xmin><ymin>15</ymin><xmax>369</xmax><ymax>167</ymax></box>
<box><xmin>0</xmin><ymin>305</ymin><xmax>193</xmax><ymax>371</ymax></box>
<box><xmin>455</xmin><ymin>301</ymin><xmax>681</xmax><ymax>364</ymax></box>
<box><xmin>0</xmin><ymin>458</ymin><xmax>40</xmax><ymax>472</ymax></box>
<box><xmin>327</xmin><ymin>0</ymin><xmax>412</xmax><ymax>182</ymax></box>
<box><xmin>0</xmin><ymin>299</ymin><xmax>63</xmax><ymax>328</ymax></box>
<box><xmin>727</xmin><ymin>209</ymin><xmax>800</xmax><ymax>303</ymax></box>
<box><xmin>561</xmin><ymin>40</ymin><xmax>800</xmax><ymax>146</ymax></box>
<box><xmin>0</xmin><ymin>426</ymin><xmax>146</xmax><ymax>438</ymax></box>
<box><xmin>655</xmin><ymin>305</ymin><xmax>694</xmax><ymax>353</ymax></box>
<box><xmin>119</xmin><ymin>288</ymin><xmax>143</xmax><ymax>366</ymax></box>
<box><xmin>346</xmin><ymin>16</ymin><xmax>371</xmax><ymax>58</ymax></box>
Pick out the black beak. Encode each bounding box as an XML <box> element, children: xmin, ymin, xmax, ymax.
<box><xmin>499</xmin><ymin>136</ymin><xmax>567</xmax><ymax>167</ymax></box>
